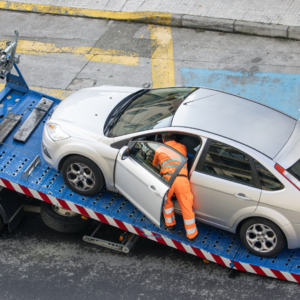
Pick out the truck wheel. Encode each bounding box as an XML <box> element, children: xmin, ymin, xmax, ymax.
<box><xmin>240</xmin><ymin>218</ymin><xmax>286</xmax><ymax>258</ymax></box>
<box><xmin>0</xmin><ymin>216</ymin><xmax>4</xmax><ymax>232</ymax></box>
<box><xmin>41</xmin><ymin>202</ymin><xmax>92</xmax><ymax>233</ymax></box>
<box><xmin>62</xmin><ymin>155</ymin><xmax>105</xmax><ymax>196</ymax></box>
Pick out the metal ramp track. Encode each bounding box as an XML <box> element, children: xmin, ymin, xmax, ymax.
<box><xmin>0</xmin><ymin>88</ymin><xmax>300</xmax><ymax>283</ymax></box>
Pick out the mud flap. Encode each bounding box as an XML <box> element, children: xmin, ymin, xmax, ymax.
<box><xmin>0</xmin><ymin>187</ymin><xmax>25</xmax><ymax>232</ymax></box>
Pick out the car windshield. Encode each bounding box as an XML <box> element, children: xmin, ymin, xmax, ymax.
<box><xmin>107</xmin><ymin>87</ymin><xmax>197</xmax><ymax>137</ymax></box>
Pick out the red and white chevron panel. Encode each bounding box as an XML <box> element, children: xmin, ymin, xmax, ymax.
<box><xmin>234</xmin><ymin>262</ymin><xmax>300</xmax><ymax>283</ymax></box>
<box><xmin>1</xmin><ymin>178</ymin><xmax>299</xmax><ymax>283</ymax></box>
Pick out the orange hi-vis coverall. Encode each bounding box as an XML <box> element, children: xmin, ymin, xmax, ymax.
<box><xmin>152</xmin><ymin>140</ymin><xmax>198</xmax><ymax>239</ymax></box>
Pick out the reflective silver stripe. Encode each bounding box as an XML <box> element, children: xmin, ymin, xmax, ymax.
<box><xmin>163</xmin><ymin>163</ymin><xmax>181</xmax><ymax>169</ymax></box>
<box><xmin>184</xmin><ymin>218</ymin><xmax>196</xmax><ymax>225</ymax></box>
<box><xmin>164</xmin><ymin>165</ymin><xmax>187</xmax><ymax>173</ymax></box>
<box><xmin>161</xmin><ymin>158</ymin><xmax>181</xmax><ymax>167</ymax></box>
<box><xmin>165</xmin><ymin>215</ymin><xmax>175</xmax><ymax>223</ymax></box>
<box><xmin>186</xmin><ymin>226</ymin><xmax>197</xmax><ymax>235</ymax></box>
<box><xmin>164</xmin><ymin>207</ymin><xmax>174</xmax><ymax>214</ymax></box>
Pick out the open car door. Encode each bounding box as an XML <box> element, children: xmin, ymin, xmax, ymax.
<box><xmin>115</xmin><ymin>141</ymin><xmax>187</xmax><ymax>227</ymax></box>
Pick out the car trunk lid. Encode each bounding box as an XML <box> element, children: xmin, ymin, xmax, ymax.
<box><xmin>274</xmin><ymin>120</ymin><xmax>300</xmax><ymax>169</ymax></box>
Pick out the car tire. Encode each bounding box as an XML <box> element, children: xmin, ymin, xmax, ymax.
<box><xmin>240</xmin><ymin>218</ymin><xmax>286</xmax><ymax>258</ymax></box>
<box><xmin>62</xmin><ymin>155</ymin><xmax>105</xmax><ymax>196</ymax></box>
<box><xmin>41</xmin><ymin>202</ymin><xmax>92</xmax><ymax>233</ymax></box>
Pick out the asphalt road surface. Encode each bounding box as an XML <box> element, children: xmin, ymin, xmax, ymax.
<box><xmin>1</xmin><ymin>9</ymin><xmax>300</xmax><ymax>300</ymax></box>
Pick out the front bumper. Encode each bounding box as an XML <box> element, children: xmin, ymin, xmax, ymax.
<box><xmin>41</xmin><ymin>127</ymin><xmax>67</xmax><ymax>170</ymax></box>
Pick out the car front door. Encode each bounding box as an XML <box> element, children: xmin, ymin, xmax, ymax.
<box><xmin>115</xmin><ymin>141</ymin><xmax>187</xmax><ymax>226</ymax></box>
<box><xmin>190</xmin><ymin>140</ymin><xmax>261</xmax><ymax>228</ymax></box>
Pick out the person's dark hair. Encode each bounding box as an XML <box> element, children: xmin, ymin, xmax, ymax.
<box><xmin>162</xmin><ymin>133</ymin><xmax>175</xmax><ymax>142</ymax></box>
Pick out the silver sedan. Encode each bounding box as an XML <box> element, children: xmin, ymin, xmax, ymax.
<box><xmin>41</xmin><ymin>86</ymin><xmax>300</xmax><ymax>258</ymax></box>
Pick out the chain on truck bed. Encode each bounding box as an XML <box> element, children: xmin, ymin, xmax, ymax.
<box><xmin>0</xmin><ymin>32</ymin><xmax>300</xmax><ymax>283</ymax></box>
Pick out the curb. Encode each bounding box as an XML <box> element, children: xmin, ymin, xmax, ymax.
<box><xmin>1</xmin><ymin>1</ymin><xmax>300</xmax><ymax>41</ymax></box>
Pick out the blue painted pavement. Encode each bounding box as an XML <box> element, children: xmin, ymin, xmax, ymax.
<box><xmin>181</xmin><ymin>68</ymin><xmax>300</xmax><ymax>120</ymax></box>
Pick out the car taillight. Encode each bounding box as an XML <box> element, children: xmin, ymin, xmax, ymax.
<box><xmin>275</xmin><ymin>164</ymin><xmax>300</xmax><ymax>190</ymax></box>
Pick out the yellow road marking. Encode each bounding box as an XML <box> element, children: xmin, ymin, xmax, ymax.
<box><xmin>31</xmin><ymin>87</ymin><xmax>73</xmax><ymax>99</ymax></box>
<box><xmin>150</xmin><ymin>25</ymin><xmax>175</xmax><ymax>88</ymax></box>
<box><xmin>0</xmin><ymin>1</ymin><xmax>172</xmax><ymax>25</ymax></box>
<box><xmin>0</xmin><ymin>40</ymin><xmax>139</xmax><ymax>66</ymax></box>
<box><xmin>0</xmin><ymin>83</ymin><xmax>72</xmax><ymax>100</ymax></box>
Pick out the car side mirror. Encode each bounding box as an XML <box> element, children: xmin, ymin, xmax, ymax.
<box><xmin>120</xmin><ymin>141</ymin><xmax>136</xmax><ymax>160</ymax></box>
<box><xmin>120</xmin><ymin>146</ymin><xmax>130</xmax><ymax>160</ymax></box>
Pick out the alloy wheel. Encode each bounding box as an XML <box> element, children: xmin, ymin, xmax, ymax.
<box><xmin>66</xmin><ymin>162</ymin><xmax>95</xmax><ymax>192</ymax></box>
<box><xmin>246</xmin><ymin>223</ymin><xmax>277</xmax><ymax>253</ymax></box>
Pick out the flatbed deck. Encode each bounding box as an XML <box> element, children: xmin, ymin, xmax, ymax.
<box><xmin>1</xmin><ymin>63</ymin><xmax>300</xmax><ymax>283</ymax></box>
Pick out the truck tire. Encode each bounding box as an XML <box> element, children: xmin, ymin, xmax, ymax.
<box><xmin>41</xmin><ymin>202</ymin><xmax>92</xmax><ymax>233</ymax></box>
<box><xmin>0</xmin><ymin>215</ymin><xmax>4</xmax><ymax>232</ymax></box>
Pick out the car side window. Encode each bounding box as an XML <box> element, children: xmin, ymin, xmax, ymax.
<box><xmin>130</xmin><ymin>141</ymin><xmax>186</xmax><ymax>185</ymax></box>
<box><xmin>253</xmin><ymin>159</ymin><xmax>284</xmax><ymax>191</ymax></box>
<box><xmin>199</xmin><ymin>141</ymin><xmax>253</xmax><ymax>186</ymax></box>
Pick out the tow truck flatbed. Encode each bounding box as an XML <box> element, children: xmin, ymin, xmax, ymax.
<box><xmin>1</xmin><ymin>33</ymin><xmax>300</xmax><ymax>284</ymax></box>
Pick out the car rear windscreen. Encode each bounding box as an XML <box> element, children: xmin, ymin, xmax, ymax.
<box><xmin>288</xmin><ymin>159</ymin><xmax>300</xmax><ymax>181</ymax></box>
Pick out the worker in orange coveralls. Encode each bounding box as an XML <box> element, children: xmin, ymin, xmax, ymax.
<box><xmin>152</xmin><ymin>133</ymin><xmax>198</xmax><ymax>242</ymax></box>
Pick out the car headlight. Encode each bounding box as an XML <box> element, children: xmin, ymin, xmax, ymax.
<box><xmin>47</xmin><ymin>123</ymin><xmax>70</xmax><ymax>141</ymax></box>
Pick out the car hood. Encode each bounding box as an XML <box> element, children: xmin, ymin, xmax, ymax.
<box><xmin>49</xmin><ymin>85</ymin><xmax>142</xmax><ymax>142</ymax></box>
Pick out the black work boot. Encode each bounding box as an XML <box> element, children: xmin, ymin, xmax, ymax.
<box><xmin>166</xmin><ymin>225</ymin><xmax>176</xmax><ymax>233</ymax></box>
<box><xmin>188</xmin><ymin>234</ymin><xmax>198</xmax><ymax>243</ymax></box>
<box><xmin>162</xmin><ymin>217</ymin><xmax>176</xmax><ymax>233</ymax></box>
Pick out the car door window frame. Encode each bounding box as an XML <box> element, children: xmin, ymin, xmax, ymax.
<box><xmin>252</xmin><ymin>158</ymin><xmax>285</xmax><ymax>191</ymax></box>
<box><xmin>195</xmin><ymin>139</ymin><xmax>261</xmax><ymax>189</ymax></box>
<box><xmin>128</xmin><ymin>140</ymin><xmax>188</xmax><ymax>188</ymax></box>
<box><xmin>110</xmin><ymin>138</ymin><xmax>129</xmax><ymax>149</ymax></box>
<box><xmin>128</xmin><ymin>131</ymin><xmax>202</xmax><ymax>176</ymax></box>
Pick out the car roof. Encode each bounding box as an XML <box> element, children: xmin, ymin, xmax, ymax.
<box><xmin>172</xmin><ymin>88</ymin><xmax>296</xmax><ymax>158</ymax></box>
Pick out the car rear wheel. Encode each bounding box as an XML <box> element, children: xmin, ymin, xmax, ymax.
<box><xmin>62</xmin><ymin>155</ymin><xmax>105</xmax><ymax>196</ymax></box>
<box><xmin>240</xmin><ymin>218</ymin><xmax>286</xmax><ymax>257</ymax></box>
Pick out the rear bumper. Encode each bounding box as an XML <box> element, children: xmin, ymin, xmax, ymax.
<box><xmin>287</xmin><ymin>223</ymin><xmax>300</xmax><ymax>249</ymax></box>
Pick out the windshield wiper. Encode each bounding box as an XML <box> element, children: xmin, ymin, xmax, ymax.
<box><xmin>104</xmin><ymin>109</ymin><xmax>124</xmax><ymax>135</ymax></box>
<box><xmin>104</xmin><ymin>100</ymin><xmax>132</xmax><ymax>135</ymax></box>
<box><xmin>112</xmin><ymin>101</ymin><xmax>129</xmax><ymax>117</ymax></box>
<box><xmin>104</xmin><ymin>89</ymin><xmax>149</xmax><ymax>136</ymax></box>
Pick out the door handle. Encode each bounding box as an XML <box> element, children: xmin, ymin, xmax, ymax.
<box><xmin>148</xmin><ymin>185</ymin><xmax>160</xmax><ymax>196</ymax></box>
<box><xmin>234</xmin><ymin>193</ymin><xmax>252</xmax><ymax>201</ymax></box>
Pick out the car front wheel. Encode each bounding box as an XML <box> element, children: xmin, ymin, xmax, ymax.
<box><xmin>62</xmin><ymin>155</ymin><xmax>105</xmax><ymax>196</ymax></box>
<box><xmin>240</xmin><ymin>218</ymin><xmax>286</xmax><ymax>258</ymax></box>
